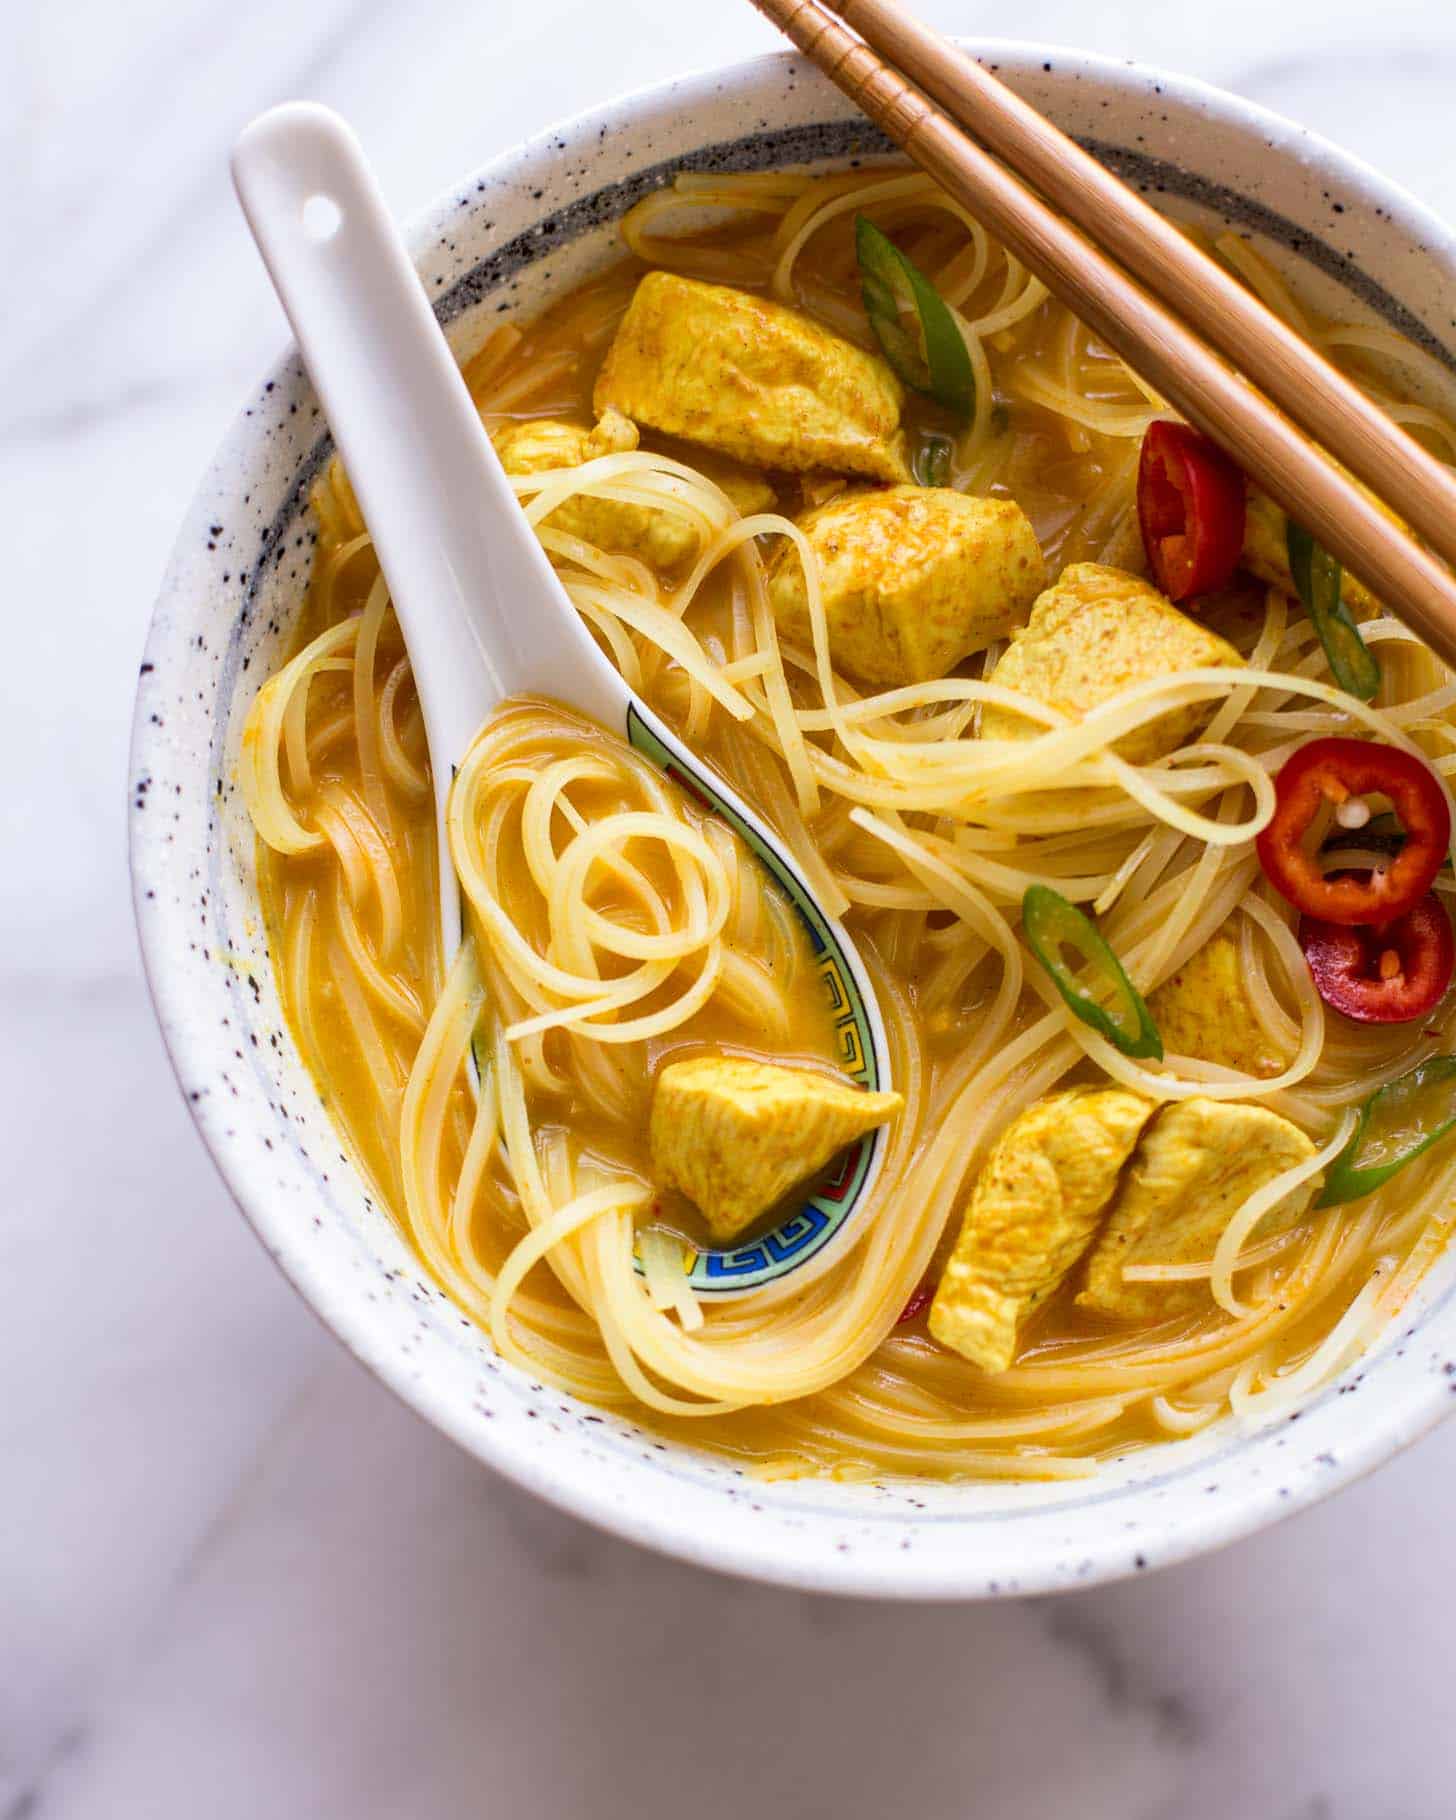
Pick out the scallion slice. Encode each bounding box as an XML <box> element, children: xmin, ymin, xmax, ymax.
<box><xmin>1286</xmin><ymin>519</ymin><xmax>1380</xmax><ymax>703</ymax></box>
<box><xmin>912</xmin><ymin>433</ymin><xmax>954</xmax><ymax>488</ymax></box>
<box><xmin>855</xmin><ymin>215</ymin><xmax>975</xmax><ymax>421</ymax></box>
<box><xmin>1022</xmin><ymin>885</ymin><xmax>1163</xmax><ymax>1060</ymax></box>
<box><xmin>1317</xmin><ymin>1055</ymin><xmax>1456</xmax><ymax>1206</ymax></box>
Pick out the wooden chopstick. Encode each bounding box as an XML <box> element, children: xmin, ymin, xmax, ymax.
<box><xmin>745</xmin><ymin>0</ymin><xmax>1456</xmax><ymax>672</ymax></box>
<box><xmin>823</xmin><ymin>0</ymin><xmax>1456</xmax><ymax>581</ymax></box>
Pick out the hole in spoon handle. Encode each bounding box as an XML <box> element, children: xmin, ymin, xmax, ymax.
<box><xmin>301</xmin><ymin>193</ymin><xmax>343</xmax><ymax>242</ymax></box>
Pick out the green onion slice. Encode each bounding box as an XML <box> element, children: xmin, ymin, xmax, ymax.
<box><xmin>912</xmin><ymin>433</ymin><xmax>953</xmax><ymax>488</ymax></box>
<box><xmin>1022</xmin><ymin>885</ymin><xmax>1163</xmax><ymax>1060</ymax></box>
<box><xmin>1286</xmin><ymin>519</ymin><xmax>1381</xmax><ymax>703</ymax></box>
<box><xmin>1317</xmin><ymin>1055</ymin><xmax>1456</xmax><ymax>1207</ymax></box>
<box><xmin>855</xmin><ymin>215</ymin><xmax>975</xmax><ymax>421</ymax></box>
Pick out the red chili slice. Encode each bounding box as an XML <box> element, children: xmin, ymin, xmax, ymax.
<box><xmin>1300</xmin><ymin>889</ymin><xmax>1454</xmax><ymax>1024</ymax></box>
<box><xmin>897</xmin><ymin>1283</ymin><xmax>934</xmax><ymax>1324</ymax></box>
<box><xmin>1256</xmin><ymin>737</ymin><xmax>1451</xmax><ymax>926</ymax></box>
<box><xmin>1136</xmin><ymin>420</ymin><xmax>1247</xmax><ymax>601</ymax></box>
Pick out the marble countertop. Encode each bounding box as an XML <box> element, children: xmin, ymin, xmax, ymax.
<box><xmin>8</xmin><ymin>0</ymin><xmax>1456</xmax><ymax>1812</ymax></box>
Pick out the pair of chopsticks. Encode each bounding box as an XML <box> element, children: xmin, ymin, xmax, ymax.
<box><xmin>747</xmin><ymin>0</ymin><xmax>1456</xmax><ymax>672</ymax></box>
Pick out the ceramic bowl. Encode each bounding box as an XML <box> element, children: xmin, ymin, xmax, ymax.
<box><xmin>131</xmin><ymin>41</ymin><xmax>1456</xmax><ymax>1598</ymax></box>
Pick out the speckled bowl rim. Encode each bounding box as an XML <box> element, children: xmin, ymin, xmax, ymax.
<box><xmin>132</xmin><ymin>41</ymin><xmax>1456</xmax><ymax>1600</ymax></box>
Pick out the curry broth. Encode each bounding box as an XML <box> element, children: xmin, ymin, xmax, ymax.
<box><xmin>253</xmin><ymin>178</ymin><xmax>1453</xmax><ymax>1477</ymax></box>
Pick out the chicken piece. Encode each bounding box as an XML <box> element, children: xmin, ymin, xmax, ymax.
<box><xmin>594</xmin><ymin>271</ymin><xmax>911</xmax><ymax>483</ymax></box>
<box><xmin>979</xmin><ymin>563</ymin><xmax>1244</xmax><ymax>764</ymax></box>
<box><xmin>766</xmin><ymin>486</ymin><xmax>1044</xmax><ymax>687</ymax></box>
<box><xmin>1147</xmin><ymin>929</ymin><xmax>1286</xmax><ymax>1079</ymax></box>
<box><xmin>1242</xmin><ymin>486</ymin><xmax>1382</xmax><ymax>619</ymax></box>
<box><xmin>492</xmin><ymin>408</ymin><xmax>705</xmax><ymax>570</ymax></box>
<box><xmin>929</xmin><ymin>1089</ymin><xmax>1155</xmax><ymax>1373</ymax></box>
<box><xmin>649</xmin><ymin>1056</ymin><xmax>903</xmax><ymax>1241</ymax></box>
<box><xmin>628</xmin><ymin>428</ymin><xmax>781</xmax><ymax>522</ymax></box>
<box><xmin>713</xmin><ymin>468</ymin><xmax>778</xmax><ymax>520</ymax></box>
<box><xmin>800</xmin><ymin>474</ymin><xmax>851</xmax><ymax>511</ymax></box>
<box><xmin>1079</xmin><ymin>1098</ymin><xmax>1319</xmax><ymax>1321</ymax></box>
<box><xmin>491</xmin><ymin>410</ymin><xmax>637</xmax><ymax>477</ymax></box>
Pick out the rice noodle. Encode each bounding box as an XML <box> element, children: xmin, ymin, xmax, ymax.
<box><xmin>237</xmin><ymin>160</ymin><xmax>1456</xmax><ymax>1482</ymax></box>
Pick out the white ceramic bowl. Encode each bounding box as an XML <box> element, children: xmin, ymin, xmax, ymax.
<box><xmin>132</xmin><ymin>41</ymin><xmax>1456</xmax><ymax>1599</ymax></box>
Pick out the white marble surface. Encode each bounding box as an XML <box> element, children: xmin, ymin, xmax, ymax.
<box><xmin>8</xmin><ymin>0</ymin><xmax>1456</xmax><ymax>1812</ymax></box>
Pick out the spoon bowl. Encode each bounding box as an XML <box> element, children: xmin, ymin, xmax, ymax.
<box><xmin>229</xmin><ymin>102</ymin><xmax>893</xmax><ymax>1295</ymax></box>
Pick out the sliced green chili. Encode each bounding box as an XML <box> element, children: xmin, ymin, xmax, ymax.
<box><xmin>1022</xmin><ymin>884</ymin><xmax>1163</xmax><ymax>1060</ymax></box>
<box><xmin>1286</xmin><ymin>519</ymin><xmax>1381</xmax><ymax>702</ymax></box>
<box><xmin>855</xmin><ymin>215</ymin><xmax>975</xmax><ymax>421</ymax></box>
<box><xmin>1317</xmin><ymin>1055</ymin><xmax>1456</xmax><ymax>1206</ymax></box>
<box><xmin>912</xmin><ymin>433</ymin><xmax>953</xmax><ymax>488</ymax></box>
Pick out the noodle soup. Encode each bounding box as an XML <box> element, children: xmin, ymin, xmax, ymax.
<box><xmin>240</xmin><ymin>164</ymin><xmax>1456</xmax><ymax>1481</ymax></box>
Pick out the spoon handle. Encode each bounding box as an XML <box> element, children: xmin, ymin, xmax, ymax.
<box><xmin>232</xmin><ymin>104</ymin><xmax>896</xmax><ymax>1295</ymax></box>
<box><xmin>231</xmin><ymin>103</ymin><xmax>627</xmax><ymax>946</ymax></box>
